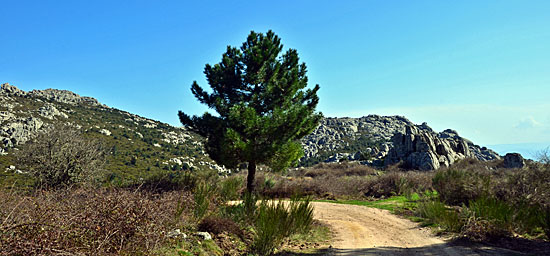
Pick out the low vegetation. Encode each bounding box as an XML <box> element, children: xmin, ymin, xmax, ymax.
<box><xmin>2</xmin><ymin>119</ymin><xmax>549</xmax><ymax>255</ymax></box>
<box><xmin>14</xmin><ymin>125</ymin><xmax>107</xmax><ymax>188</ymax></box>
<box><xmin>0</xmin><ymin>158</ymin><xmax>318</xmax><ymax>255</ymax></box>
<box><xmin>247</xmin><ymin>157</ymin><xmax>550</xmax><ymax>249</ymax></box>
<box><xmin>0</xmin><ymin>188</ymin><xmax>193</xmax><ymax>255</ymax></box>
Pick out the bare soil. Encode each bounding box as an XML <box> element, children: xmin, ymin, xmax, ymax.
<box><xmin>308</xmin><ymin>202</ymin><xmax>524</xmax><ymax>256</ymax></box>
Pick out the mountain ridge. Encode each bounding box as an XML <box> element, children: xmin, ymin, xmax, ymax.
<box><xmin>1</xmin><ymin>82</ymin><xmax>503</xmax><ymax>179</ymax></box>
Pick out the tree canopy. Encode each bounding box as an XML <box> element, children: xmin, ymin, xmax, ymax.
<box><xmin>179</xmin><ymin>30</ymin><xmax>322</xmax><ymax>192</ymax></box>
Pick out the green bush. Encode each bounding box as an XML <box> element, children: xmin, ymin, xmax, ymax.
<box><xmin>193</xmin><ymin>182</ymin><xmax>215</xmax><ymax>219</ymax></box>
<box><xmin>433</xmin><ymin>168</ymin><xmax>491</xmax><ymax>206</ymax></box>
<box><xmin>416</xmin><ymin>199</ymin><xmax>462</xmax><ymax>232</ymax></box>
<box><xmin>128</xmin><ymin>171</ymin><xmax>197</xmax><ymax>192</ymax></box>
<box><xmin>221</xmin><ymin>192</ymin><xmax>258</xmax><ymax>225</ymax></box>
<box><xmin>253</xmin><ymin>201</ymin><xmax>291</xmax><ymax>255</ymax></box>
<box><xmin>466</xmin><ymin>196</ymin><xmax>514</xmax><ymax>229</ymax></box>
<box><xmin>287</xmin><ymin>196</ymin><xmax>315</xmax><ymax>235</ymax></box>
<box><xmin>219</xmin><ymin>176</ymin><xmax>243</xmax><ymax>201</ymax></box>
<box><xmin>252</xmin><ymin>198</ymin><xmax>314</xmax><ymax>255</ymax></box>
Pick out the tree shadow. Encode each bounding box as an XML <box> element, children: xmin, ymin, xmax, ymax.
<box><xmin>275</xmin><ymin>237</ymin><xmax>550</xmax><ymax>255</ymax></box>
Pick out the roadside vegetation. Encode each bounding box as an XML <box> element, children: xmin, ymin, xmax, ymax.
<box><xmin>2</xmin><ymin>128</ymin><xmax>550</xmax><ymax>255</ymax></box>
<box><xmin>0</xmin><ymin>165</ymin><xmax>321</xmax><ymax>255</ymax></box>
<box><xmin>243</xmin><ymin>154</ymin><xmax>550</xmax><ymax>254</ymax></box>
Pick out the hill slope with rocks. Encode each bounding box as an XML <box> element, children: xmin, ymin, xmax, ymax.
<box><xmin>300</xmin><ymin>115</ymin><xmax>501</xmax><ymax>170</ymax></box>
<box><xmin>0</xmin><ymin>83</ymin><xmax>229</xmax><ymax>187</ymax></box>
<box><xmin>1</xmin><ymin>82</ymin><xmax>504</xmax><ymax>187</ymax></box>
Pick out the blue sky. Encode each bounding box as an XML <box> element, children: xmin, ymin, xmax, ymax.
<box><xmin>1</xmin><ymin>1</ymin><xmax>549</xmax><ymax>156</ymax></box>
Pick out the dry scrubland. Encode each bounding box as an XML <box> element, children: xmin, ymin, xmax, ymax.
<box><xmin>2</xmin><ymin>156</ymin><xmax>550</xmax><ymax>255</ymax></box>
<box><xmin>0</xmin><ymin>166</ymin><xmax>321</xmax><ymax>255</ymax></box>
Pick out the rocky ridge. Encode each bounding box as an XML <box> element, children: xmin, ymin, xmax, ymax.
<box><xmin>2</xmin><ymin>82</ymin><xmax>503</xmax><ymax>173</ymax></box>
<box><xmin>385</xmin><ymin>125</ymin><xmax>500</xmax><ymax>170</ymax></box>
<box><xmin>0</xmin><ymin>83</ymin><xmax>229</xmax><ymax>176</ymax></box>
<box><xmin>301</xmin><ymin>115</ymin><xmax>501</xmax><ymax>170</ymax></box>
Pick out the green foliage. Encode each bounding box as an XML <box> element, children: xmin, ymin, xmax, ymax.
<box><xmin>193</xmin><ymin>182</ymin><xmax>215</xmax><ymax>219</ymax></box>
<box><xmin>466</xmin><ymin>196</ymin><xmax>514</xmax><ymax>229</ymax></box>
<box><xmin>219</xmin><ymin>175</ymin><xmax>244</xmax><ymax>201</ymax></box>
<box><xmin>243</xmin><ymin>192</ymin><xmax>258</xmax><ymax>221</ymax></box>
<box><xmin>416</xmin><ymin>199</ymin><xmax>463</xmax><ymax>232</ymax></box>
<box><xmin>133</xmin><ymin>171</ymin><xmax>197</xmax><ymax>193</ymax></box>
<box><xmin>253</xmin><ymin>201</ymin><xmax>290</xmax><ymax>255</ymax></box>
<box><xmin>432</xmin><ymin>168</ymin><xmax>491</xmax><ymax>206</ymax></box>
<box><xmin>252</xmin><ymin>198</ymin><xmax>314</xmax><ymax>255</ymax></box>
<box><xmin>286</xmin><ymin>196</ymin><xmax>315</xmax><ymax>234</ymax></box>
<box><xmin>179</xmin><ymin>30</ymin><xmax>322</xmax><ymax>192</ymax></box>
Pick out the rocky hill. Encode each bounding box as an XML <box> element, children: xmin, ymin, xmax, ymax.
<box><xmin>1</xmin><ymin>82</ymin><xmax>503</xmax><ymax>185</ymax></box>
<box><xmin>0</xmin><ymin>83</ymin><xmax>229</xmax><ymax>187</ymax></box>
<box><xmin>301</xmin><ymin>115</ymin><xmax>501</xmax><ymax>170</ymax></box>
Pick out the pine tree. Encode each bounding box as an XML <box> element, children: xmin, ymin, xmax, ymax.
<box><xmin>179</xmin><ymin>30</ymin><xmax>322</xmax><ymax>193</ymax></box>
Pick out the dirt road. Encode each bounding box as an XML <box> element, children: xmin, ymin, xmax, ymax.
<box><xmin>310</xmin><ymin>202</ymin><xmax>521</xmax><ymax>256</ymax></box>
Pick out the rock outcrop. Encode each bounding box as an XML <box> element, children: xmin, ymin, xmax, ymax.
<box><xmin>28</xmin><ymin>88</ymin><xmax>100</xmax><ymax>106</ymax></box>
<box><xmin>0</xmin><ymin>117</ymin><xmax>44</xmax><ymax>148</ymax></box>
<box><xmin>300</xmin><ymin>115</ymin><xmax>500</xmax><ymax>170</ymax></box>
<box><xmin>385</xmin><ymin>125</ymin><xmax>500</xmax><ymax>170</ymax></box>
<box><xmin>502</xmin><ymin>153</ymin><xmax>525</xmax><ymax>169</ymax></box>
<box><xmin>301</xmin><ymin>115</ymin><xmax>412</xmax><ymax>160</ymax></box>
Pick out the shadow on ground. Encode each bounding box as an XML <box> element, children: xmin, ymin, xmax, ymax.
<box><xmin>275</xmin><ymin>237</ymin><xmax>550</xmax><ymax>256</ymax></box>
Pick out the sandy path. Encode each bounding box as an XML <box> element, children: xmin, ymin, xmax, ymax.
<box><xmin>310</xmin><ymin>202</ymin><xmax>519</xmax><ymax>256</ymax></box>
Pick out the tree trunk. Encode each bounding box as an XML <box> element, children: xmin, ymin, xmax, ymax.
<box><xmin>247</xmin><ymin>161</ymin><xmax>256</xmax><ymax>193</ymax></box>
<box><xmin>545</xmin><ymin>206</ymin><xmax>550</xmax><ymax>239</ymax></box>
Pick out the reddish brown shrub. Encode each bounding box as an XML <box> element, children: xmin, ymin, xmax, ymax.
<box><xmin>299</xmin><ymin>162</ymin><xmax>377</xmax><ymax>178</ymax></box>
<box><xmin>0</xmin><ymin>188</ymin><xmax>193</xmax><ymax>255</ymax></box>
<box><xmin>198</xmin><ymin>216</ymin><xmax>243</xmax><ymax>238</ymax></box>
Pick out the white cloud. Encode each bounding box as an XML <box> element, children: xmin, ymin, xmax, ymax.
<box><xmin>515</xmin><ymin>116</ymin><xmax>542</xmax><ymax>129</ymax></box>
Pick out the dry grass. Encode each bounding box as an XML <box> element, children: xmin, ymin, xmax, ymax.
<box><xmin>295</xmin><ymin>162</ymin><xmax>378</xmax><ymax>178</ymax></box>
<box><xmin>241</xmin><ymin>162</ymin><xmax>433</xmax><ymax>200</ymax></box>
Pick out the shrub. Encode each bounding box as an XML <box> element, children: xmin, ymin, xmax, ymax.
<box><xmin>0</xmin><ymin>188</ymin><xmax>193</xmax><ymax>255</ymax></box>
<box><xmin>253</xmin><ymin>201</ymin><xmax>291</xmax><ymax>255</ymax></box>
<box><xmin>416</xmin><ymin>199</ymin><xmax>462</xmax><ymax>232</ymax></box>
<box><xmin>129</xmin><ymin>170</ymin><xmax>197</xmax><ymax>192</ymax></box>
<box><xmin>15</xmin><ymin>125</ymin><xmax>106</xmax><ymax>188</ymax></box>
<box><xmin>219</xmin><ymin>175</ymin><xmax>244</xmax><ymax>201</ymax></box>
<box><xmin>252</xmin><ymin>198</ymin><xmax>314</xmax><ymax>255</ymax></box>
<box><xmin>220</xmin><ymin>192</ymin><xmax>258</xmax><ymax>226</ymax></box>
<box><xmin>466</xmin><ymin>196</ymin><xmax>514</xmax><ymax>230</ymax></box>
<box><xmin>286</xmin><ymin>196</ymin><xmax>315</xmax><ymax>234</ymax></box>
<box><xmin>501</xmin><ymin>163</ymin><xmax>550</xmax><ymax>238</ymax></box>
<box><xmin>301</xmin><ymin>162</ymin><xmax>377</xmax><ymax>178</ymax></box>
<box><xmin>198</xmin><ymin>216</ymin><xmax>243</xmax><ymax>237</ymax></box>
<box><xmin>193</xmin><ymin>182</ymin><xmax>215</xmax><ymax>219</ymax></box>
<box><xmin>362</xmin><ymin>171</ymin><xmax>433</xmax><ymax>198</ymax></box>
<box><xmin>461</xmin><ymin>216</ymin><xmax>509</xmax><ymax>242</ymax></box>
<box><xmin>433</xmin><ymin>168</ymin><xmax>491</xmax><ymax>206</ymax></box>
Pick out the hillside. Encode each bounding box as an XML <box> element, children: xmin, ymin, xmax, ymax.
<box><xmin>0</xmin><ymin>83</ymin><xmax>228</xmax><ymax>187</ymax></box>
<box><xmin>1</xmin><ymin>82</ymin><xmax>504</xmax><ymax>187</ymax></box>
<box><xmin>301</xmin><ymin>115</ymin><xmax>501</xmax><ymax>170</ymax></box>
